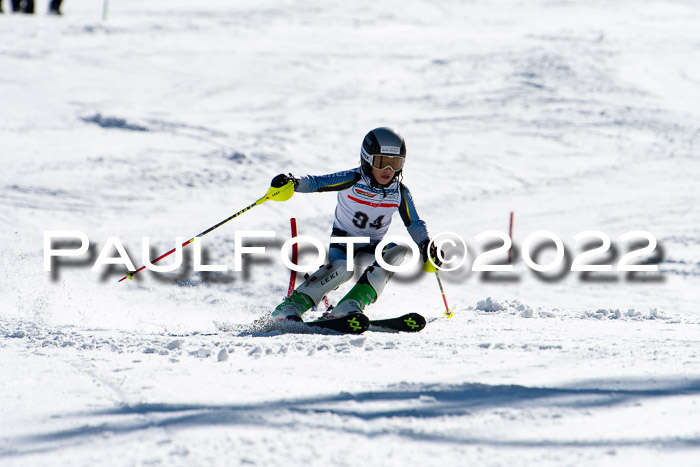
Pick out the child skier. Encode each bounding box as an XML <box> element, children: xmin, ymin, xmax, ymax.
<box><xmin>270</xmin><ymin>127</ymin><xmax>440</xmax><ymax>322</ymax></box>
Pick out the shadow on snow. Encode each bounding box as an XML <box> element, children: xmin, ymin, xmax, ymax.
<box><xmin>3</xmin><ymin>377</ymin><xmax>700</xmax><ymax>458</ymax></box>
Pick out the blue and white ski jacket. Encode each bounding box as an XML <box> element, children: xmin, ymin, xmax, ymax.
<box><xmin>297</xmin><ymin>167</ymin><xmax>429</xmax><ymax>246</ymax></box>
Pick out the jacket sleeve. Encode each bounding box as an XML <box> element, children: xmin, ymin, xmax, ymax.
<box><xmin>398</xmin><ymin>183</ymin><xmax>429</xmax><ymax>245</ymax></box>
<box><xmin>296</xmin><ymin>170</ymin><xmax>362</xmax><ymax>193</ymax></box>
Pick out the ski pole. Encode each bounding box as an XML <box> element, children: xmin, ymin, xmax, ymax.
<box><xmin>434</xmin><ymin>270</ymin><xmax>453</xmax><ymax>318</ymax></box>
<box><xmin>422</xmin><ymin>254</ymin><xmax>453</xmax><ymax>318</ymax></box>
<box><xmin>118</xmin><ymin>182</ymin><xmax>295</xmax><ymax>282</ymax></box>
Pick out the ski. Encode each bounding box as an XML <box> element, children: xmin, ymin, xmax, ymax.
<box><xmin>369</xmin><ymin>313</ymin><xmax>426</xmax><ymax>333</ymax></box>
<box><xmin>303</xmin><ymin>313</ymin><xmax>370</xmax><ymax>334</ymax></box>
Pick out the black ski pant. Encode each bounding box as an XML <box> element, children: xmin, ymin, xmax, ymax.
<box><xmin>5</xmin><ymin>0</ymin><xmax>62</xmax><ymax>13</ymax></box>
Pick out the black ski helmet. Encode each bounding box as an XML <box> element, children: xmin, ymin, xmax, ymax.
<box><xmin>360</xmin><ymin>127</ymin><xmax>406</xmax><ymax>184</ymax></box>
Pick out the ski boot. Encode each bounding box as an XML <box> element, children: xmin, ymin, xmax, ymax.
<box><xmin>322</xmin><ymin>281</ymin><xmax>377</xmax><ymax>319</ymax></box>
<box><xmin>271</xmin><ymin>291</ymin><xmax>314</xmax><ymax>322</ymax></box>
<box><xmin>275</xmin><ymin>259</ymin><xmax>354</xmax><ymax>322</ymax></box>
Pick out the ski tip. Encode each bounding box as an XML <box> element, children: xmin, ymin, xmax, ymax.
<box><xmin>369</xmin><ymin>313</ymin><xmax>426</xmax><ymax>332</ymax></box>
<box><xmin>304</xmin><ymin>313</ymin><xmax>370</xmax><ymax>334</ymax></box>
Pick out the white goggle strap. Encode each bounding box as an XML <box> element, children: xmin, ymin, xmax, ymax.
<box><xmin>361</xmin><ymin>146</ymin><xmax>373</xmax><ymax>164</ymax></box>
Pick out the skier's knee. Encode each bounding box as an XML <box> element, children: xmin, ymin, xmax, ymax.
<box><xmin>355</xmin><ymin>244</ymin><xmax>408</xmax><ymax>300</ymax></box>
<box><xmin>378</xmin><ymin>243</ymin><xmax>408</xmax><ymax>267</ymax></box>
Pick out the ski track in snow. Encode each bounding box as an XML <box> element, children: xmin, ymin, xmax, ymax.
<box><xmin>1</xmin><ymin>310</ymin><xmax>699</xmax><ymax>466</ymax></box>
<box><xmin>2</xmin><ymin>0</ymin><xmax>700</xmax><ymax>465</ymax></box>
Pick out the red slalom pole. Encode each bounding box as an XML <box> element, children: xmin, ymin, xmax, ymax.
<box><xmin>289</xmin><ymin>218</ymin><xmax>331</xmax><ymax>310</ymax></box>
<box><xmin>508</xmin><ymin>211</ymin><xmax>514</xmax><ymax>264</ymax></box>
<box><xmin>287</xmin><ymin>218</ymin><xmax>298</xmax><ymax>297</ymax></box>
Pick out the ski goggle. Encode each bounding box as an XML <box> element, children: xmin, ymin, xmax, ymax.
<box><xmin>369</xmin><ymin>154</ymin><xmax>405</xmax><ymax>171</ymax></box>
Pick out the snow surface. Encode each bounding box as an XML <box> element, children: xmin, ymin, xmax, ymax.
<box><xmin>1</xmin><ymin>0</ymin><xmax>699</xmax><ymax>465</ymax></box>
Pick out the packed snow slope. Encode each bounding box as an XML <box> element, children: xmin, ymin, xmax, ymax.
<box><xmin>1</xmin><ymin>0</ymin><xmax>699</xmax><ymax>465</ymax></box>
